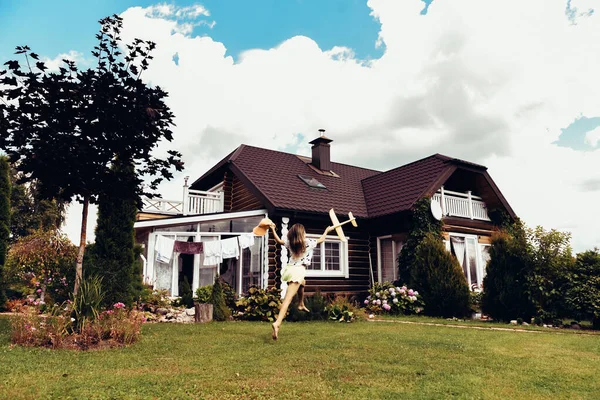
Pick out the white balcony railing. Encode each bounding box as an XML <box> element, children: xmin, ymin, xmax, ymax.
<box><xmin>432</xmin><ymin>188</ymin><xmax>490</xmax><ymax>221</ymax></box>
<box><xmin>141</xmin><ymin>188</ymin><xmax>224</xmax><ymax>216</ymax></box>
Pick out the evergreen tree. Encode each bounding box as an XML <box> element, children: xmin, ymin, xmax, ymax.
<box><xmin>211</xmin><ymin>277</ymin><xmax>231</xmax><ymax>321</ymax></box>
<box><xmin>86</xmin><ymin>161</ymin><xmax>140</xmax><ymax>306</ymax></box>
<box><xmin>482</xmin><ymin>221</ymin><xmax>536</xmax><ymax>321</ymax></box>
<box><xmin>413</xmin><ymin>232</ymin><xmax>471</xmax><ymax>317</ymax></box>
<box><xmin>0</xmin><ymin>157</ymin><xmax>10</xmax><ymax>309</ymax></box>
<box><xmin>397</xmin><ymin>197</ymin><xmax>443</xmax><ymax>286</ymax></box>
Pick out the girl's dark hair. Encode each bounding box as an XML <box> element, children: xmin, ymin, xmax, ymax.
<box><xmin>287</xmin><ymin>224</ymin><xmax>306</xmax><ymax>257</ymax></box>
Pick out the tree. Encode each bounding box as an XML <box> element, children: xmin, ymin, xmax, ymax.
<box><xmin>0</xmin><ymin>157</ymin><xmax>10</xmax><ymax>309</ymax></box>
<box><xmin>9</xmin><ymin>167</ymin><xmax>65</xmax><ymax>243</ymax></box>
<box><xmin>482</xmin><ymin>221</ymin><xmax>536</xmax><ymax>321</ymax></box>
<box><xmin>564</xmin><ymin>249</ymin><xmax>600</xmax><ymax>329</ymax></box>
<box><xmin>413</xmin><ymin>232</ymin><xmax>471</xmax><ymax>317</ymax></box>
<box><xmin>84</xmin><ymin>160</ymin><xmax>141</xmax><ymax>306</ymax></box>
<box><xmin>0</xmin><ymin>15</ymin><xmax>183</xmax><ymax>294</ymax></box>
<box><xmin>397</xmin><ymin>197</ymin><xmax>443</xmax><ymax>285</ymax></box>
<box><xmin>5</xmin><ymin>229</ymin><xmax>77</xmax><ymax>305</ymax></box>
<box><xmin>527</xmin><ymin>226</ymin><xmax>574</xmax><ymax>320</ymax></box>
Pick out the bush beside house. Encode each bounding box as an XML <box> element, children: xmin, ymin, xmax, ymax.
<box><xmin>0</xmin><ymin>156</ymin><xmax>10</xmax><ymax>310</ymax></box>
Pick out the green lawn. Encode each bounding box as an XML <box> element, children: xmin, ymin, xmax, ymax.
<box><xmin>1</xmin><ymin>316</ymin><xmax>599</xmax><ymax>399</ymax></box>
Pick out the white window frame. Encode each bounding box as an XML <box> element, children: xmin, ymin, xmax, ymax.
<box><xmin>304</xmin><ymin>234</ymin><xmax>349</xmax><ymax>278</ymax></box>
<box><xmin>448</xmin><ymin>232</ymin><xmax>484</xmax><ymax>289</ymax></box>
<box><xmin>377</xmin><ymin>235</ymin><xmax>403</xmax><ymax>284</ymax></box>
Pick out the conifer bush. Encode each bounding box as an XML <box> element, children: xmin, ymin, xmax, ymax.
<box><xmin>481</xmin><ymin>227</ymin><xmax>536</xmax><ymax>322</ymax></box>
<box><xmin>413</xmin><ymin>232</ymin><xmax>471</xmax><ymax>317</ymax></box>
<box><xmin>211</xmin><ymin>277</ymin><xmax>231</xmax><ymax>321</ymax></box>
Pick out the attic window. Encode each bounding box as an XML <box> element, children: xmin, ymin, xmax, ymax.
<box><xmin>298</xmin><ymin>175</ymin><xmax>327</xmax><ymax>189</ymax></box>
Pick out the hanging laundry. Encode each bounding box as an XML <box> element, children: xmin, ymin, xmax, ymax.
<box><xmin>203</xmin><ymin>240</ymin><xmax>222</xmax><ymax>266</ymax></box>
<box><xmin>155</xmin><ymin>235</ymin><xmax>175</xmax><ymax>263</ymax></box>
<box><xmin>238</xmin><ymin>233</ymin><xmax>255</xmax><ymax>250</ymax></box>
<box><xmin>221</xmin><ymin>237</ymin><xmax>240</xmax><ymax>260</ymax></box>
<box><xmin>173</xmin><ymin>241</ymin><xmax>204</xmax><ymax>255</ymax></box>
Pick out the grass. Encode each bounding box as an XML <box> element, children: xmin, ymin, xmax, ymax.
<box><xmin>1</xmin><ymin>316</ymin><xmax>599</xmax><ymax>399</ymax></box>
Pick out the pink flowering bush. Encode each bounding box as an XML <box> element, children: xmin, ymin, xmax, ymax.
<box><xmin>10</xmin><ymin>300</ymin><xmax>146</xmax><ymax>350</ymax></box>
<box><xmin>364</xmin><ymin>282</ymin><xmax>425</xmax><ymax>315</ymax></box>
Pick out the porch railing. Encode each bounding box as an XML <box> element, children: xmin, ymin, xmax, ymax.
<box><xmin>432</xmin><ymin>188</ymin><xmax>490</xmax><ymax>221</ymax></box>
<box><xmin>141</xmin><ymin>189</ymin><xmax>224</xmax><ymax>216</ymax></box>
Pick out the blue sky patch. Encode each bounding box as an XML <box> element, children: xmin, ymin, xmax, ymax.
<box><xmin>554</xmin><ymin>116</ymin><xmax>600</xmax><ymax>151</ymax></box>
<box><xmin>0</xmin><ymin>0</ymin><xmax>383</xmax><ymax>64</ymax></box>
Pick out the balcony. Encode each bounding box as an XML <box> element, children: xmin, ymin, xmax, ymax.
<box><xmin>141</xmin><ymin>189</ymin><xmax>224</xmax><ymax>216</ymax></box>
<box><xmin>432</xmin><ymin>188</ymin><xmax>490</xmax><ymax>221</ymax></box>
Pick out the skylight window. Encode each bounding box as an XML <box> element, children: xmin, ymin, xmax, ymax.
<box><xmin>298</xmin><ymin>175</ymin><xmax>327</xmax><ymax>189</ymax></box>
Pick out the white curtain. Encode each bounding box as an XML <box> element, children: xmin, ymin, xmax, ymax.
<box><xmin>451</xmin><ymin>236</ymin><xmax>466</xmax><ymax>273</ymax></box>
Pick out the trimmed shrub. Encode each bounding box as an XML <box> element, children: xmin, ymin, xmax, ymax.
<box><xmin>211</xmin><ymin>277</ymin><xmax>231</xmax><ymax>321</ymax></box>
<box><xmin>482</xmin><ymin>225</ymin><xmax>536</xmax><ymax>322</ymax></box>
<box><xmin>178</xmin><ymin>276</ymin><xmax>194</xmax><ymax>308</ymax></box>
<box><xmin>412</xmin><ymin>232</ymin><xmax>470</xmax><ymax>318</ymax></box>
<box><xmin>196</xmin><ymin>285</ymin><xmax>212</xmax><ymax>304</ymax></box>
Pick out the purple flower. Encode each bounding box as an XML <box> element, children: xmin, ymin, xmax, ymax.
<box><xmin>382</xmin><ymin>304</ymin><xmax>391</xmax><ymax>311</ymax></box>
<box><xmin>36</xmin><ymin>289</ymin><xmax>42</xmax><ymax>293</ymax></box>
<box><xmin>364</xmin><ymin>299</ymin><xmax>369</xmax><ymax>305</ymax></box>
<box><xmin>113</xmin><ymin>302</ymin><xmax>126</xmax><ymax>309</ymax></box>
<box><xmin>401</xmin><ymin>286</ymin><xmax>407</xmax><ymax>291</ymax></box>
<box><xmin>408</xmin><ymin>289</ymin><xmax>414</xmax><ymax>296</ymax></box>
<box><xmin>399</xmin><ymin>289</ymin><xmax>406</xmax><ymax>295</ymax></box>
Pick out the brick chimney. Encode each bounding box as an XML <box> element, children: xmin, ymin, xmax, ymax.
<box><xmin>309</xmin><ymin>129</ymin><xmax>333</xmax><ymax>171</ymax></box>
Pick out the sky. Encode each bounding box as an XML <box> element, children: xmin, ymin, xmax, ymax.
<box><xmin>1</xmin><ymin>0</ymin><xmax>599</xmax><ymax>252</ymax></box>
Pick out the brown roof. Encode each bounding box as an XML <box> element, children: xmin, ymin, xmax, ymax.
<box><xmin>191</xmin><ymin>146</ymin><xmax>515</xmax><ymax>219</ymax></box>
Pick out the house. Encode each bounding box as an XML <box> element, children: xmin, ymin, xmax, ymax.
<box><xmin>133</xmin><ymin>133</ymin><xmax>516</xmax><ymax>298</ymax></box>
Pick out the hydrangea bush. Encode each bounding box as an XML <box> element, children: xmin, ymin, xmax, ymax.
<box><xmin>364</xmin><ymin>282</ymin><xmax>425</xmax><ymax>315</ymax></box>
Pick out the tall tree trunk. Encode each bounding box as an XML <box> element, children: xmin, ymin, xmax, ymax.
<box><xmin>73</xmin><ymin>197</ymin><xmax>89</xmax><ymax>296</ymax></box>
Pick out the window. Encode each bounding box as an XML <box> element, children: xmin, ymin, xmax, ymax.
<box><xmin>377</xmin><ymin>236</ymin><xmax>403</xmax><ymax>284</ymax></box>
<box><xmin>305</xmin><ymin>235</ymin><xmax>348</xmax><ymax>277</ymax></box>
<box><xmin>298</xmin><ymin>175</ymin><xmax>327</xmax><ymax>189</ymax></box>
<box><xmin>449</xmin><ymin>233</ymin><xmax>488</xmax><ymax>290</ymax></box>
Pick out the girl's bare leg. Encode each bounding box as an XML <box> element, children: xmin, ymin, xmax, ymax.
<box><xmin>298</xmin><ymin>280</ymin><xmax>310</xmax><ymax>312</ymax></box>
<box><xmin>272</xmin><ymin>282</ymin><xmax>300</xmax><ymax>340</ymax></box>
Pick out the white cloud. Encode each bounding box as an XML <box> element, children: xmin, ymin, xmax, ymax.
<box><xmin>42</xmin><ymin>50</ymin><xmax>89</xmax><ymax>72</ymax></box>
<box><xmin>584</xmin><ymin>126</ymin><xmax>600</xmax><ymax>147</ymax></box>
<box><xmin>62</xmin><ymin>0</ymin><xmax>600</xmax><ymax>252</ymax></box>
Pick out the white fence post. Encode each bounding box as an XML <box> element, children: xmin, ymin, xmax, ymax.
<box><xmin>467</xmin><ymin>191</ymin><xmax>473</xmax><ymax>220</ymax></box>
<box><xmin>440</xmin><ymin>186</ymin><xmax>446</xmax><ymax>216</ymax></box>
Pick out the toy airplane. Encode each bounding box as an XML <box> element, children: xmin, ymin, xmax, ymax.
<box><xmin>328</xmin><ymin>208</ymin><xmax>357</xmax><ymax>242</ymax></box>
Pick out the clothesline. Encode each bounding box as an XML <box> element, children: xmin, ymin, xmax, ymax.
<box><xmin>154</xmin><ymin>232</ymin><xmax>257</xmax><ymax>265</ymax></box>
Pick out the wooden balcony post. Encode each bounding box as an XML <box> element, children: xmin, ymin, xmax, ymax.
<box><xmin>467</xmin><ymin>190</ymin><xmax>473</xmax><ymax>219</ymax></box>
<box><xmin>182</xmin><ymin>176</ymin><xmax>189</xmax><ymax>216</ymax></box>
<box><xmin>440</xmin><ymin>186</ymin><xmax>447</xmax><ymax>216</ymax></box>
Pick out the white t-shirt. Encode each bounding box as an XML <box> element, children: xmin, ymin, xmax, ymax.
<box><xmin>285</xmin><ymin>238</ymin><xmax>317</xmax><ymax>267</ymax></box>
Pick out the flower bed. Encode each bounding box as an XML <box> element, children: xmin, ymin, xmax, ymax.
<box><xmin>10</xmin><ymin>301</ymin><xmax>146</xmax><ymax>350</ymax></box>
<box><xmin>364</xmin><ymin>283</ymin><xmax>425</xmax><ymax>315</ymax></box>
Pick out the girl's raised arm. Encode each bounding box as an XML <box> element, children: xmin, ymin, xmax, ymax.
<box><xmin>269</xmin><ymin>224</ymin><xmax>286</xmax><ymax>245</ymax></box>
<box><xmin>316</xmin><ymin>225</ymin><xmax>334</xmax><ymax>244</ymax></box>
